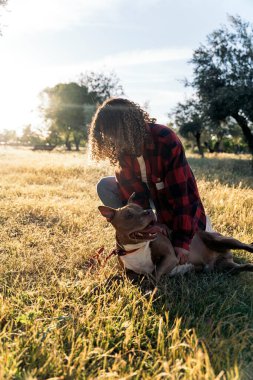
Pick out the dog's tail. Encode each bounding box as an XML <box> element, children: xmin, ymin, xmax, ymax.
<box><xmin>197</xmin><ymin>231</ymin><xmax>253</xmax><ymax>254</ymax></box>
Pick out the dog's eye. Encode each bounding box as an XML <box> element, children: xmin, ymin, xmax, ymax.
<box><xmin>125</xmin><ymin>210</ymin><xmax>134</xmax><ymax>219</ymax></box>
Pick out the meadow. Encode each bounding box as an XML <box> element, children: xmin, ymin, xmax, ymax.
<box><xmin>0</xmin><ymin>146</ymin><xmax>252</xmax><ymax>380</ymax></box>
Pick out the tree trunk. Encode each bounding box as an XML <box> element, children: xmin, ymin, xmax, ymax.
<box><xmin>74</xmin><ymin>136</ymin><xmax>80</xmax><ymax>151</ymax></box>
<box><xmin>194</xmin><ymin>132</ymin><xmax>204</xmax><ymax>158</ymax></box>
<box><xmin>65</xmin><ymin>141</ymin><xmax>71</xmax><ymax>150</ymax></box>
<box><xmin>65</xmin><ymin>131</ymin><xmax>72</xmax><ymax>151</ymax></box>
<box><xmin>214</xmin><ymin>140</ymin><xmax>222</xmax><ymax>153</ymax></box>
<box><xmin>232</xmin><ymin>113</ymin><xmax>253</xmax><ymax>155</ymax></box>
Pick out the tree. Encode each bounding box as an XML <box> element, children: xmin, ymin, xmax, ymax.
<box><xmin>79</xmin><ymin>71</ymin><xmax>124</xmax><ymax>103</ymax></box>
<box><xmin>40</xmin><ymin>82</ymin><xmax>97</xmax><ymax>150</ymax></box>
<box><xmin>189</xmin><ymin>15</ymin><xmax>253</xmax><ymax>154</ymax></box>
<box><xmin>40</xmin><ymin>73</ymin><xmax>124</xmax><ymax>150</ymax></box>
<box><xmin>19</xmin><ymin>125</ymin><xmax>45</xmax><ymax>146</ymax></box>
<box><xmin>0</xmin><ymin>129</ymin><xmax>17</xmax><ymax>144</ymax></box>
<box><xmin>173</xmin><ymin>99</ymin><xmax>245</xmax><ymax>154</ymax></box>
<box><xmin>173</xmin><ymin>99</ymin><xmax>205</xmax><ymax>157</ymax></box>
<box><xmin>210</xmin><ymin>119</ymin><xmax>245</xmax><ymax>152</ymax></box>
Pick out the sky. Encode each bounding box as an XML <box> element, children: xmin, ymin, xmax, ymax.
<box><xmin>0</xmin><ymin>0</ymin><xmax>253</xmax><ymax>134</ymax></box>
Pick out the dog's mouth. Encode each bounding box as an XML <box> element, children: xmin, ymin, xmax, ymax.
<box><xmin>129</xmin><ymin>221</ymin><xmax>162</xmax><ymax>241</ymax></box>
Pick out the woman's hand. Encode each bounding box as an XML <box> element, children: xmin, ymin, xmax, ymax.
<box><xmin>153</xmin><ymin>225</ymin><xmax>190</xmax><ymax>264</ymax></box>
<box><xmin>174</xmin><ymin>247</ymin><xmax>190</xmax><ymax>264</ymax></box>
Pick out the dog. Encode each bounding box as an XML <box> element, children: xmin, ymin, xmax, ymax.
<box><xmin>98</xmin><ymin>194</ymin><xmax>253</xmax><ymax>281</ymax></box>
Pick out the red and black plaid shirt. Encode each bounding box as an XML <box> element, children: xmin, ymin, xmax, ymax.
<box><xmin>115</xmin><ymin>123</ymin><xmax>206</xmax><ymax>251</ymax></box>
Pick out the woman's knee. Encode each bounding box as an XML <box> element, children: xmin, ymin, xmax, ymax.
<box><xmin>97</xmin><ymin>176</ymin><xmax>117</xmax><ymax>194</ymax></box>
<box><xmin>96</xmin><ymin>176</ymin><xmax>122</xmax><ymax>208</ymax></box>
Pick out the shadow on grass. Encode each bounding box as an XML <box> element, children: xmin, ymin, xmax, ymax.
<box><xmin>90</xmin><ymin>265</ymin><xmax>253</xmax><ymax>378</ymax></box>
<box><xmin>153</xmin><ymin>271</ymin><xmax>253</xmax><ymax>378</ymax></box>
<box><xmin>188</xmin><ymin>156</ymin><xmax>253</xmax><ymax>189</ymax></box>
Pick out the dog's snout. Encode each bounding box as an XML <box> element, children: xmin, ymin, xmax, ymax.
<box><xmin>143</xmin><ymin>209</ymin><xmax>152</xmax><ymax>216</ymax></box>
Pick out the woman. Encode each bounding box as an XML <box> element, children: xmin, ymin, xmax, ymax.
<box><xmin>89</xmin><ymin>98</ymin><xmax>207</xmax><ymax>264</ymax></box>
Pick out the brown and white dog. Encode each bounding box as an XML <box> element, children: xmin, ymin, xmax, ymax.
<box><xmin>98</xmin><ymin>194</ymin><xmax>253</xmax><ymax>281</ymax></box>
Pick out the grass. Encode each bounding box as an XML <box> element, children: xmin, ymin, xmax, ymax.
<box><xmin>0</xmin><ymin>146</ymin><xmax>252</xmax><ymax>380</ymax></box>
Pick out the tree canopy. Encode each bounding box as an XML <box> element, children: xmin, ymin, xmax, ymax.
<box><xmin>79</xmin><ymin>71</ymin><xmax>124</xmax><ymax>103</ymax></box>
<box><xmin>40</xmin><ymin>82</ymin><xmax>97</xmax><ymax>150</ymax></box>
<box><xmin>189</xmin><ymin>15</ymin><xmax>253</xmax><ymax>154</ymax></box>
<box><xmin>40</xmin><ymin>73</ymin><xmax>124</xmax><ymax>150</ymax></box>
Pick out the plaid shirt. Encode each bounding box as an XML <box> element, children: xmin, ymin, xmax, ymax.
<box><xmin>115</xmin><ymin>123</ymin><xmax>206</xmax><ymax>251</ymax></box>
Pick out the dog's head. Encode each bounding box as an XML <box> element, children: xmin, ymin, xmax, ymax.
<box><xmin>98</xmin><ymin>193</ymin><xmax>161</xmax><ymax>244</ymax></box>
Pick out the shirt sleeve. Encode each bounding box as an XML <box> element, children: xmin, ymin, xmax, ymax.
<box><xmin>115</xmin><ymin>158</ymin><xmax>150</xmax><ymax>209</ymax></box>
<box><xmin>163</xmin><ymin>139</ymin><xmax>206</xmax><ymax>251</ymax></box>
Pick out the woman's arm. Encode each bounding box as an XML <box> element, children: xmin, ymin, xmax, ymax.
<box><xmin>163</xmin><ymin>138</ymin><xmax>206</xmax><ymax>251</ymax></box>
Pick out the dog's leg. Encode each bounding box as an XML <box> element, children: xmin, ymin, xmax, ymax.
<box><xmin>155</xmin><ymin>255</ymin><xmax>179</xmax><ymax>282</ymax></box>
<box><xmin>216</xmin><ymin>260</ymin><xmax>253</xmax><ymax>273</ymax></box>
<box><xmin>197</xmin><ymin>231</ymin><xmax>253</xmax><ymax>253</ymax></box>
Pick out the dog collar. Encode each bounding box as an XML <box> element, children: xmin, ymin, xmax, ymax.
<box><xmin>116</xmin><ymin>240</ymin><xmax>149</xmax><ymax>256</ymax></box>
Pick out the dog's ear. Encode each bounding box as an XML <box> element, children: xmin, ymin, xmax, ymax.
<box><xmin>98</xmin><ymin>206</ymin><xmax>116</xmax><ymax>222</ymax></box>
<box><xmin>127</xmin><ymin>192</ymin><xmax>136</xmax><ymax>204</ymax></box>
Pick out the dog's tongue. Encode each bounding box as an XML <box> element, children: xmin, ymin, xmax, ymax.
<box><xmin>130</xmin><ymin>224</ymin><xmax>163</xmax><ymax>240</ymax></box>
<box><xmin>141</xmin><ymin>225</ymin><xmax>162</xmax><ymax>234</ymax></box>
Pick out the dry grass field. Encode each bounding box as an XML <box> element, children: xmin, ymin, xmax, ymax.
<box><xmin>0</xmin><ymin>146</ymin><xmax>253</xmax><ymax>380</ymax></box>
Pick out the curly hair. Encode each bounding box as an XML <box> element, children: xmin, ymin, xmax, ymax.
<box><xmin>89</xmin><ymin>98</ymin><xmax>155</xmax><ymax>164</ymax></box>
